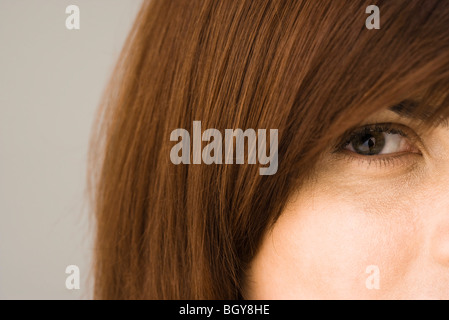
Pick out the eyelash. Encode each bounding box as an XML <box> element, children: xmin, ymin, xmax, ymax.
<box><xmin>338</xmin><ymin>123</ymin><xmax>407</xmax><ymax>148</ymax></box>
<box><xmin>334</xmin><ymin>123</ymin><xmax>422</xmax><ymax>168</ymax></box>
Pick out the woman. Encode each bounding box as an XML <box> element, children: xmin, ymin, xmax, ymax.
<box><xmin>90</xmin><ymin>0</ymin><xmax>449</xmax><ymax>299</ymax></box>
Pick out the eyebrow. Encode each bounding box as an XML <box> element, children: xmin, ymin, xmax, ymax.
<box><xmin>388</xmin><ymin>99</ymin><xmax>432</xmax><ymax>121</ymax></box>
<box><xmin>389</xmin><ymin>99</ymin><xmax>449</xmax><ymax>127</ymax></box>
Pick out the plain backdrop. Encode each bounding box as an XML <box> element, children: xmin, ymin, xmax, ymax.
<box><xmin>0</xmin><ymin>0</ymin><xmax>143</xmax><ymax>299</ymax></box>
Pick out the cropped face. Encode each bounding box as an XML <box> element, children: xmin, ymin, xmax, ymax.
<box><xmin>246</xmin><ymin>106</ymin><xmax>449</xmax><ymax>299</ymax></box>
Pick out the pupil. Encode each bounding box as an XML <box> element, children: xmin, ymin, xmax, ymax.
<box><xmin>351</xmin><ymin>131</ymin><xmax>385</xmax><ymax>155</ymax></box>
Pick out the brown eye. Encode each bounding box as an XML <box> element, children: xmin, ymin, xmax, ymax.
<box><xmin>342</xmin><ymin>124</ymin><xmax>420</xmax><ymax>157</ymax></box>
<box><xmin>350</xmin><ymin>131</ymin><xmax>386</xmax><ymax>155</ymax></box>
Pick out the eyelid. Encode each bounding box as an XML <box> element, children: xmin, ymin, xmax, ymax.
<box><xmin>332</xmin><ymin>150</ymin><xmax>423</xmax><ymax>172</ymax></box>
<box><xmin>338</xmin><ymin>123</ymin><xmax>402</xmax><ymax>148</ymax></box>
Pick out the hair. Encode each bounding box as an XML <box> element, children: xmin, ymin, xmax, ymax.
<box><xmin>90</xmin><ymin>0</ymin><xmax>449</xmax><ymax>299</ymax></box>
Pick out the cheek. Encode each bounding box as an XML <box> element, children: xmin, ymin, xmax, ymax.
<box><xmin>246</xmin><ymin>189</ymin><xmax>419</xmax><ymax>299</ymax></box>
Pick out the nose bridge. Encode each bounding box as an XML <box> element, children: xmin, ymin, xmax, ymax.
<box><xmin>428</xmin><ymin>166</ymin><xmax>449</xmax><ymax>268</ymax></box>
<box><xmin>433</xmin><ymin>161</ymin><xmax>449</xmax><ymax>217</ymax></box>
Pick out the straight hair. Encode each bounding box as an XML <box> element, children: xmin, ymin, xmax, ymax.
<box><xmin>90</xmin><ymin>0</ymin><xmax>449</xmax><ymax>299</ymax></box>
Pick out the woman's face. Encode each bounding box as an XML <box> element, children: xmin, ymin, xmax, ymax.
<box><xmin>246</xmin><ymin>108</ymin><xmax>449</xmax><ymax>299</ymax></box>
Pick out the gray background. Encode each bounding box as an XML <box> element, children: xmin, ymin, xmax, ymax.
<box><xmin>0</xmin><ymin>0</ymin><xmax>143</xmax><ymax>299</ymax></box>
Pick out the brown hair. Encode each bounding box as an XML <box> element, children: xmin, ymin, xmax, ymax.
<box><xmin>90</xmin><ymin>0</ymin><xmax>449</xmax><ymax>299</ymax></box>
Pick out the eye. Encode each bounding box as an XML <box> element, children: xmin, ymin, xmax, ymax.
<box><xmin>341</xmin><ymin>124</ymin><xmax>420</xmax><ymax>156</ymax></box>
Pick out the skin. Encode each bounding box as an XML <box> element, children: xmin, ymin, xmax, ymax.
<box><xmin>245</xmin><ymin>110</ymin><xmax>449</xmax><ymax>299</ymax></box>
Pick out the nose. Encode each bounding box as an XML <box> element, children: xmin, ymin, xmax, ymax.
<box><xmin>427</xmin><ymin>170</ymin><xmax>449</xmax><ymax>268</ymax></box>
<box><xmin>423</xmin><ymin>137</ymin><xmax>449</xmax><ymax>267</ymax></box>
<box><xmin>430</xmin><ymin>222</ymin><xmax>449</xmax><ymax>268</ymax></box>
